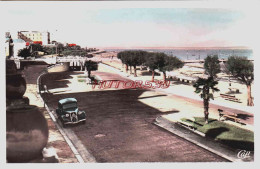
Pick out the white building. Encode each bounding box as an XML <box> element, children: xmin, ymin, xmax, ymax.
<box><xmin>18</xmin><ymin>31</ymin><xmax>50</xmax><ymax>45</ymax></box>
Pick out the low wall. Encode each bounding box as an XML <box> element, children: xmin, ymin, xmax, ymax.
<box><xmin>47</xmin><ymin>62</ymin><xmax>70</xmax><ymax>73</ymax></box>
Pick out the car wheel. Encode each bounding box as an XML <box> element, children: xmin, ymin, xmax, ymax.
<box><xmin>62</xmin><ymin>122</ymin><xmax>67</xmax><ymax>128</ymax></box>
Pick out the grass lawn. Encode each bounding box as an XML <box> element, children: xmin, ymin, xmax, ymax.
<box><xmin>77</xmin><ymin>75</ymin><xmax>100</xmax><ymax>83</ymax></box>
<box><xmin>77</xmin><ymin>75</ymin><xmax>87</xmax><ymax>78</ymax></box>
<box><xmin>181</xmin><ymin>117</ymin><xmax>254</xmax><ymax>151</ymax></box>
<box><xmin>78</xmin><ymin>79</ymin><xmax>86</xmax><ymax>82</ymax></box>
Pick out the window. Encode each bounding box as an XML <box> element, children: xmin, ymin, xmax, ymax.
<box><xmin>62</xmin><ymin>102</ymin><xmax>77</xmax><ymax>110</ymax></box>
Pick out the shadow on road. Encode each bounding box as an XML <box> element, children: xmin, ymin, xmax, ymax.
<box><xmin>41</xmin><ymin>72</ymin><xmax>82</xmax><ymax>90</ymax></box>
<box><xmin>40</xmin><ymin>71</ymin><xmax>228</xmax><ymax>162</ymax></box>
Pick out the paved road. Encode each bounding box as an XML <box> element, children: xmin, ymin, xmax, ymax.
<box><xmin>41</xmin><ymin>70</ymin><xmax>227</xmax><ymax>162</ymax></box>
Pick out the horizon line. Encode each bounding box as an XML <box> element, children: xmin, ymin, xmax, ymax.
<box><xmin>96</xmin><ymin>46</ymin><xmax>252</xmax><ymax>50</ymax></box>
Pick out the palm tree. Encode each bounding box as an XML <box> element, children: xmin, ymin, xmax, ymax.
<box><xmin>193</xmin><ymin>77</ymin><xmax>219</xmax><ymax>124</ymax></box>
<box><xmin>84</xmin><ymin>60</ymin><xmax>98</xmax><ymax>77</ymax></box>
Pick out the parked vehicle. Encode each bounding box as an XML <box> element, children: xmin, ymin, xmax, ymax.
<box><xmin>56</xmin><ymin>98</ymin><xmax>86</xmax><ymax>127</ymax></box>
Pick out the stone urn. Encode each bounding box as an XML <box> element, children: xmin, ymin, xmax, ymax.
<box><xmin>6</xmin><ymin>59</ymin><xmax>17</xmax><ymax>75</ymax></box>
<box><xmin>6</xmin><ymin>74</ymin><xmax>26</xmax><ymax>99</ymax></box>
<box><xmin>6</xmin><ymin>59</ymin><xmax>49</xmax><ymax>163</ymax></box>
<box><xmin>6</xmin><ymin>105</ymin><xmax>49</xmax><ymax>162</ymax></box>
<box><xmin>6</xmin><ymin>60</ymin><xmax>26</xmax><ymax>99</ymax></box>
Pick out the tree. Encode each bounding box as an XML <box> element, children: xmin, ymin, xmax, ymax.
<box><xmin>57</xmin><ymin>43</ymin><xmax>64</xmax><ymax>56</ymax></box>
<box><xmin>84</xmin><ymin>60</ymin><xmax>98</xmax><ymax>77</ymax></box>
<box><xmin>145</xmin><ymin>52</ymin><xmax>158</xmax><ymax>81</ymax></box>
<box><xmin>162</xmin><ymin>55</ymin><xmax>184</xmax><ymax>82</ymax></box>
<box><xmin>62</xmin><ymin>44</ymin><xmax>87</xmax><ymax>57</ymax></box>
<box><xmin>117</xmin><ymin>51</ymin><xmax>128</xmax><ymax>72</ymax></box>
<box><xmin>226</xmin><ymin>56</ymin><xmax>254</xmax><ymax>106</ymax></box>
<box><xmin>62</xmin><ymin>50</ymin><xmax>72</xmax><ymax>56</ymax></box>
<box><xmin>18</xmin><ymin>48</ymin><xmax>30</xmax><ymax>59</ymax></box>
<box><xmin>79</xmin><ymin>51</ymin><xmax>87</xmax><ymax>57</ymax></box>
<box><xmin>74</xmin><ymin>45</ymin><xmax>81</xmax><ymax>50</ymax></box>
<box><xmin>43</xmin><ymin>46</ymin><xmax>56</xmax><ymax>55</ymax></box>
<box><xmin>30</xmin><ymin>44</ymin><xmax>43</xmax><ymax>53</ymax></box>
<box><xmin>204</xmin><ymin>55</ymin><xmax>221</xmax><ymax>78</ymax></box>
<box><xmin>145</xmin><ymin>53</ymin><xmax>183</xmax><ymax>82</ymax></box>
<box><xmin>71</xmin><ymin>51</ymin><xmax>78</xmax><ymax>57</ymax></box>
<box><xmin>193</xmin><ymin>77</ymin><xmax>220</xmax><ymax>124</ymax></box>
<box><xmin>128</xmin><ymin>50</ymin><xmax>148</xmax><ymax>77</ymax></box>
<box><xmin>117</xmin><ymin>51</ymin><xmax>130</xmax><ymax>73</ymax></box>
<box><xmin>117</xmin><ymin>50</ymin><xmax>148</xmax><ymax>76</ymax></box>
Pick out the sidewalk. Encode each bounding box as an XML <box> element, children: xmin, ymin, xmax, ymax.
<box><xmin>23</xmin><ymin>65</ymin><xmax>79</xmax><ymax>163</ymax></box>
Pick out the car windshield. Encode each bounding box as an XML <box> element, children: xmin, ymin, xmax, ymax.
<box><xmin>62</xmin><ymin>102</ymin><xmax>77</xmax><ymax>110</ymax></box>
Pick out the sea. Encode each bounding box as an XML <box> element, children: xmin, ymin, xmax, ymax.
<box><xmin>105</xmin><ymin>48</ymin><xmax>253</xmax><ymax>61</ymax></box>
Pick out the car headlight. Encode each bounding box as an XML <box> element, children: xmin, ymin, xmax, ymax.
<box><xmin>65</xmin><ymin>114</ymin><xmax>69</xmax><ymax>117</ymax></box>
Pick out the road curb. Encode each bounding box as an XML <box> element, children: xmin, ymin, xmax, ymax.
<box><xmin>36</xmin><ymin>67</ymin><xmax>96</xmax><ymax>163</ymax></box>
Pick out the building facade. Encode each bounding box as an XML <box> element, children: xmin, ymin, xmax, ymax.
<box><xmin>18</xmin><ymin>31</ymin><xmax>50</xmax><ymax>45</ymax></box>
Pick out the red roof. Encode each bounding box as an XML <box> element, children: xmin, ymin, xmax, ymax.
<box><xmin>33</xmin><ymin>41</ymin><xmax>42</xmax><ymax>45</ymax></box>
<box><xmin>68</xmin><ymin>43</ymin><xmax>76</xmax><ymax>47</ymax></box>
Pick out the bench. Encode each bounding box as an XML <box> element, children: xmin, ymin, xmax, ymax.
<box><xmin>220</xmin><ymin>93</ymin><xmax>235</xmax><ymax>98</ymax></box>
<box><xmin>220</xmin><ymin>93</ymin><xmax>242</xmax><ymax>103</ymax></box>
<box><xmin>218</xmin><ymin>109</ymin><xmax>241</xmax><ymax>123</ymax></box>
<box><xmin>224</xmin><ymin>97</ymin><xmax>242</xmax><ymax>103</ymax></box>
<box><xmin>177</xmin><ymin>118</ymin><xmax>197</xmax><ymax>130</ymax></box>
<box><xmin>229</xmin><ymin>88</ymin><xmax>240</xmax><ymax>93</ymax></box>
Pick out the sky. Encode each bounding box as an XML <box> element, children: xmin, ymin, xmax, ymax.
<box><xmin>1</xmin><ymin>1</ymin><xmax>259</xmax><ymax>49</ymax></box>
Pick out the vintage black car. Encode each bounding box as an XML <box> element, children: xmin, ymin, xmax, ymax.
<box><xmin>56</xmin><ymin>98</ymin><xmax>86</xmax><ymax>127</ymax></box>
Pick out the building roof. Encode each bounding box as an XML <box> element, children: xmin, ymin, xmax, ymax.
<box><xmin>58</xmin><ymin>98</ymin><xmax>77</xmax><ymax>105</ymax></box>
